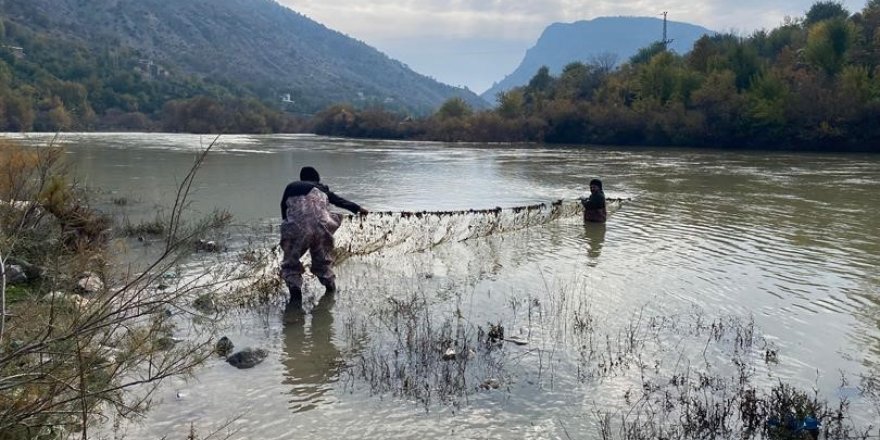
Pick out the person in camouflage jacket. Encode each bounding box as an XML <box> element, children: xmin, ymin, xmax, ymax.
<box><xmin>280</xmin><ymin>166</ymin><xmax>368</xmax><ymax>309</ymax></box>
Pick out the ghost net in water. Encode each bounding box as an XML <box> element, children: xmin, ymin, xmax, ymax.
<box><xmin>333</xmin><ymin>198</ymin><xmax>626</xmax><ymax>259</ymax></box>
<box><xmin>214</xmin><ymin>198</ymin><xmax>624</xmax><ymax>306</ymax></box>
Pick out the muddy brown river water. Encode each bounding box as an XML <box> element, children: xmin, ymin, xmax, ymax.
<box><xmin>4</xmin><ymin>133</ymin><xmax>879</xmax><ymax>439</ymax></box>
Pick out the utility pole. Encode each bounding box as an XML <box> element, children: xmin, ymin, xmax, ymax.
<box><xmin>661</xmin><ymin>11</ymin><xmax>675</xmax><ymax>50</ymax></box>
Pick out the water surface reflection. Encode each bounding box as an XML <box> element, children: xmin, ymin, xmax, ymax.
<box><xmin>281</xmin><ymin>296</ymin><xmax>342</xmax><ymax>413</ymax></box>
<box><xmin>583</xmin><ymin>223</ymin><xmax>606</xmax><ymax>263</ymax></box>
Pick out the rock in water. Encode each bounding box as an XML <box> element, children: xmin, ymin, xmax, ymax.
<box><xmin>45</xmin><ymin>291</ymin><xmax>90</xmax><ymax>308</ymax></box>
<box><xmin>154</xmin><ymin>336</ymin><xmax>177</xmax><ymax>351</ymax></box>
<box><xmin>9</xmin><ymin>258</ymin><xmax>44</xmax><ymax>281</ymax></box>
<box><xmin>77</xmin><ymin>272</ymin><xmax>104</xmax><ymax>294</ymax></box>
<box><xmin>215</xmin><ymin>337</ymin><xmax>234</xmax><ymax>357</ymax></box>
<box><xmin>192</xmin><ymin>294</ymin><xmax>217</xmax><ymax>314</ymax></box>
<box><xmin>4</xmin><ymin>264</ymin><xmax>27</xmax><ymax>284</ymax></box>
<box><xmin>227</xmin><ymin>348</ymin><xmax>268</xmax><ymax>369</ymax></box>
<box><xmin>480</xmin><ymin>378</ymin><xmax>502</xmax><ymax>390</ymax></box>
<box><xmin>194</xmin><ymin>239</ymin><xmax>226</xmax><ymax>253</ymax></box>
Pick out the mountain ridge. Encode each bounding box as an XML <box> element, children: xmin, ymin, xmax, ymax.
<box><xmin>1</xmin><ymin>0</ymin><xmax>487</xmax><ymax>114</ymax></box>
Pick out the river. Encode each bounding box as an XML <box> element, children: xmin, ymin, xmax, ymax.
<box><xmin>4</xmin><ymin>132</ymin><xmax>879</xmax><ymax>438</ymax></box>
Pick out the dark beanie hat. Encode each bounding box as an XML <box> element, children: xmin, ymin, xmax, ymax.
<box><xmin>300</xmin><ymin>166</ymin><xmax>320</xmax><ymax>182</ymax></box>
<box><xmin>589</xmin><ymin>179</ymin><xmax>603</xmax><ymax>190</ymax></box>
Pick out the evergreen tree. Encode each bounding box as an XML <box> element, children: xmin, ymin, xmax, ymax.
<box><xmin>805</xmin><ymin>1</ymin><xmax>850</xmax><ymax>25</ymax></box>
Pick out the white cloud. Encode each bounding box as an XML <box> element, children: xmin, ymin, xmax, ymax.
<box><xmin>285</xmin><ymin>0</ymin><xmax>553</xmax><ymax>41</ymax></box>
<box><xmin>277</xmin><ymin>0</ymin><xmax>868</xmax><ymax>91</ymax></box>
<box><xmin>282</xmin><ymin>0</ymin><xmax>868</xmax><ymax>42</ymax></box>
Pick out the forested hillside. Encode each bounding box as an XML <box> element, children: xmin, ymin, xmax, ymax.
<box><xmin>315</xmin><ymin>1</ymin><xmax>880</xmax><ymax>151</ymax></box>
<box><xmin>0</xmin><ymin>0</ymin><xmax>485</xmax><ymax>132</ymax></box>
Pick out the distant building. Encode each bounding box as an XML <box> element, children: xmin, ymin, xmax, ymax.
<box><xmin>281</xmin><ymin>93</ymin><xmax>294</xmax><ymax>103</ymax></box>
<box><xmin>135</xmin><ymin>59</ymin><xmax>168</xmax><ymax>79</ymax></box>
<box><xmin>2</xmin><ymin>45</ymin><xmax>25</xmax><ymax>59</ymax></box>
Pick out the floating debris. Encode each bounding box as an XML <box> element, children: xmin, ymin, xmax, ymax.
<box><xmin>487</xmin><ymin>323</ymin><xmax>504</xmax><ymax>343</ymax></box>
<box><xmin>767</xmin><ymin>415</ymin><xmax>820</xmax><ymax>436</ymax></box>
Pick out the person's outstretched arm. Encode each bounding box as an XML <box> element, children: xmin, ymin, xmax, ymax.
<box><xmin>326</xmin><ymin>189</ymin><xmax>366</xmax><ymax>214</ymax></box>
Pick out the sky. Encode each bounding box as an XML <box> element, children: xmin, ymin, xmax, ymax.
<box><xmin>280</xmin><ymin>0</ymin><xmax>868</xmax><ymax>94</ymax></box>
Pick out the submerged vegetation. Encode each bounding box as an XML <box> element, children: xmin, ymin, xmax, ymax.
<box><xmin>330</xmin><ymin>268</ymin><xmax>880</xmax><ymax>438</ymax></box>
<box><xmin>228</xmin><ymin>208</ymin><xmax>880</xmax><ymax>438</ymax></box>
<box><xmin>315</xmin><ymin>1</ymin><xmax>880</xmax><ymax>151</ymax></box>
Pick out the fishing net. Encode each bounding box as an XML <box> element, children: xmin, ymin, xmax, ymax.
<box><xmin>334</xmin><ymin>198</ymin><xmax>626</xmax><ymax>259</ymax></box>
<box><xmin>201</xmin><ymin>198</ymin><xmax>624</xmax><ymax>306</ymax></box>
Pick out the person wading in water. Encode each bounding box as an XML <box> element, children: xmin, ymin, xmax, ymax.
<box><xmin>280</xmin><ymin>166</ymin><xmax>368</xmax><ymax>309</ymax></box>
<box><xmin>581</xmin><ymin>178</ymin><xmax>607</xmax><ymax>223</ymax></box>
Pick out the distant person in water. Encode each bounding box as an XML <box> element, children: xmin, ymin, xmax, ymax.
<box><xmin>581</xmin><ymin>178</ymin><xmax>607</xmax><ymax>223</ymax></box>
<box><xmin>280</xmin><ymin>166</ymin><xmax>368</xmax><ymax>309</ymax></box>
